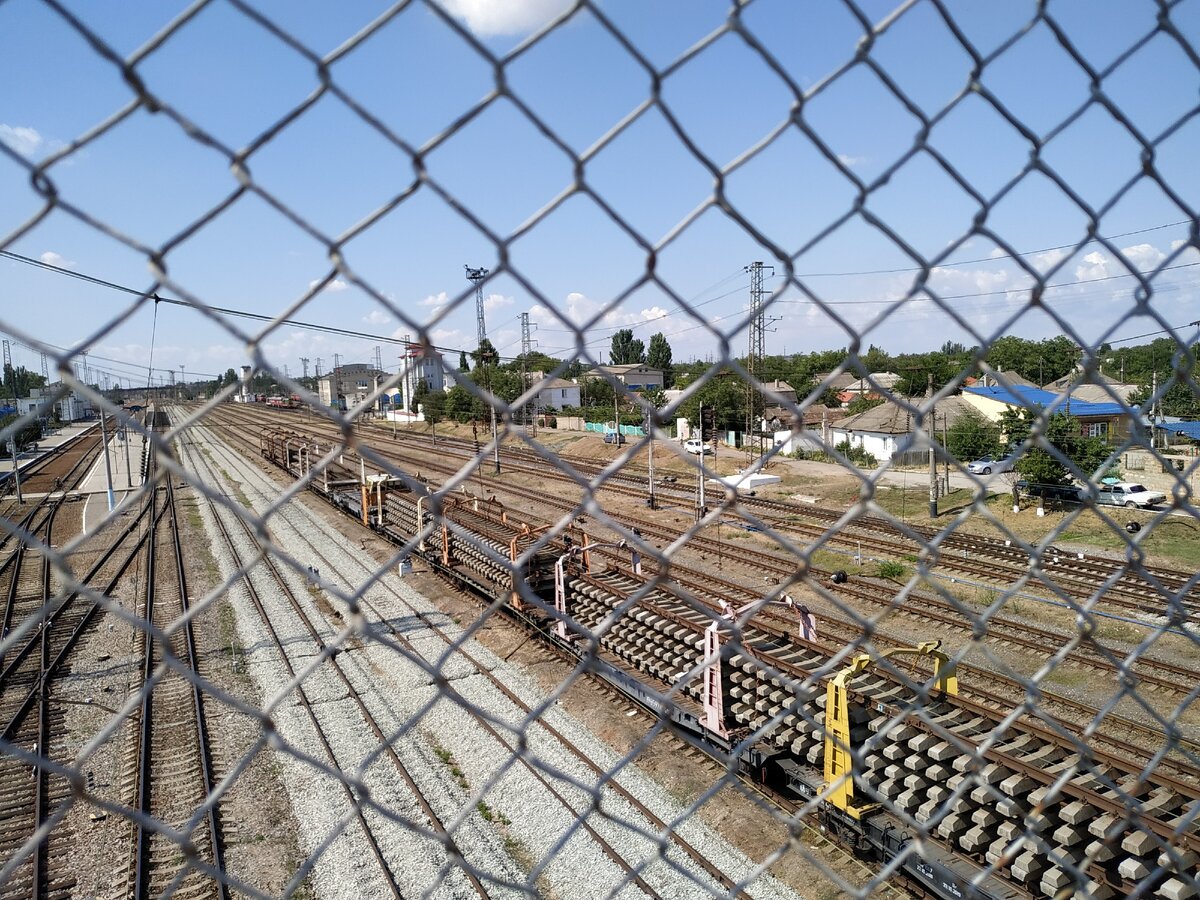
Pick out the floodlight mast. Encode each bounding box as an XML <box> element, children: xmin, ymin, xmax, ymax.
<box><xmin>465</xmin><ymin>265</ymin><xmax>489</xmax><ymax>346</ymax></box>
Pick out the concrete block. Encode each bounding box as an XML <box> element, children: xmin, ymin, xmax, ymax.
<box><xmin>895</xmin><ymin>788</ymin><xmax>921</xmax><ymax>813</ymax></box>
<box><xmin>903</xmin><ymin>774</ymin><xmax>928</xmax><ymax>792</ymax></box>
<box><xmin>959</xmin><ymin>825</ymin><xmax>992</xmax><ymax>853</ymax></box>
<box><xmin>1158</xmin><ymin>848</ymin><xmax>1197</xmax><ymax>872</ymax></box>
<box><xmin>926</xmin><ymin>763</ymin><xmax>951</xmax><ymax>782</ymax></box>
<box><xmin>879</xmin><ymin>779</ymin><xmax>903</xmax><ymax>800</ymax></box>
<box><xmin>970</xmin><ymin>784</ymin><xmax>1000</xmax><ymax>805</ymax></box>
<box><xmin>998</xmin><ymin>820</ymin><xmax>1021</xmax><ymax>841</ymax></box>
<box><xmin>880</xmin><ymin>723</ymin><xmax>917</xmax><ymax>742</ymax></box>
<box><xmin>1089</xmin><ymin>813</ymin><xmax>1122</xmax><ymax>840</ymax></box>
<box><xmin>1158</xmin><ymin>877</ymin><xmax>1198</xmax><ymax>900</ymax></box>
<box><xmin>1060</xmin><ymin>800</ymin><xmax>1097</xmax><ymax>826</ymax></box>
<box><xmin>1082</xmin><ymin>881</ymin><xmax>1115</xmax><ymax>900</ymax></box>
<box><xmin>1010</xmin><ymin>851</ymin><xmax>1045</xmax><ymax>883</ymax></box>
<box><xmin>927</xmin><ymin>741</ymin><xmax>958</xmax><ymax>761</ymax></box>
<box><xmin>926</xmin><ymin>785</ymin><xmax>949</xmax><ymax>805</ymax></box>
<box><xmin>882</xmin><ymin>743</ymin><xmax>908</xmax><ymax>761</ymax></box>
<box><xmin>971</xmin><ymin>807</ymin><xmax>1000</xmax><ymax>828</ymax></box>
<box><xmin>1052</xmin><ymin>824</ymin><xmax>1087</xmax><ymax>846</ymax></box>
<box><xmin>984</xmin><ymin>838</ymin><xmax>1008</xmax><ymax>866</ymax></box>
<box><xmin>915</xmin><ymin>799</ymin><xmax>939</xmax><ymax>825</ymax></box>
<box><xmin>948</xmin><ymin>795</ymin><xmax>975</xmax><ymax>815</ymax></box>
<box><xmin>884</xmin><ymin>764</ymin><xmax>905</xmax><ymax>781</ymax></box>
<box><xmin>1000</xmin><ymin>773</ymin><xmax>1036</xmax><ymax>796</ymax></box>
<box><xmin>903</xmin><ymin>754</ymin><xmax>926</xmax><ymax>771</ymax></box>
<box><xmin>996</xmin><ymin>796</ymin><xmax>1024</xmax><ymax>818</ymax></box>
<box><xmin>1039</xmin><ymin>866</ymin><xmax>1075</xmax><ymax>894</ymax></box>
<box><xmin>1122</xmin><ymin>829</ymin><xmax>1157</xmax><ymax>856</ymax></box>
<box><xmin>937</xmin><ymin>814</ymin><xmax>969</xmax><ymax>841</ymax></box>
<box><xmin>908</xmin><ymin>732</ymin><xmax>940</xmax><ymax>753</ymax></box>
<box><xmin>1118</xmin><ymin>856</ymin><xmax>1151</xmax><ymax>881</ymax></box>
<box><xmin>1085</xmin><ymin>839</ymin><xmax>1115</xmax><ymax>863</ymax></box>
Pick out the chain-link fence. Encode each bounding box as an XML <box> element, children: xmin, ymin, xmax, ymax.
<box><xmin>2</xmin><ymin>1</ymin><xmax>1199</xmax><ymax>898</ymax></box>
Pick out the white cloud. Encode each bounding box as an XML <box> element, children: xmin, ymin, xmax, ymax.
<box><xmin>362</xmin><ymin>309</ymin><xmax>392</xmax><ymax>326</ymax></box>
<box><xmin>639</xmin><ymin>306</ymin><xmax>668</xmax><ymax>321</ymax></box>
<box><xmin>436</xmin><ymin>0</ymin><xmax>573</xmax><ymax>36</ymax></box>
<box><xmin>483</xmin><ymin>292</ymin><xmax>514</xmax><ymax>314</ymax></box>
<box><xmin>1031</xmin><ymin>247</ymin><xmax>1069</xmax><ymax>274</ymax></box>
<box><xmin>1074</xmin><ymin>243</ymin><xmax>1166</xmax><ymax>282</ymax></box>
<box><xmin>309</xmin><ymin>277</ymin><xmax>349</xmax><ymax>294</ymax></box>
<box><xmin>836</xmin><ymin>153</ymin><xmax>866</xmax><ymax>168</ymax></box>
<box><xmin>39</xmin><ymin>250</ymin><xmax>73</xmax><ymax>269</ymax></box>
<box><xmin>420</xmin><ymin>291</ymin><xmax>451</xmax><ymax>310</ymax></box>
<box><xmin>0</xmin><ymin>124</ymin><xmax>43</xmax><ymax>158</ymax></box>
<box><xmin>1120</xmin><ymin>242</ymin><xmax>1166</xmax><ymax>271</ymax></box>
<box><xmin>1074</xmin><ymin>250</ymin><xmax>1109</xmax><ymax>282</ymax></box>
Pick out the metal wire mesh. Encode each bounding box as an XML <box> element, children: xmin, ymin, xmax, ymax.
<box><xmin>2</xmin><ymin>1</ymin><xmax>1199</xmax><ymax>898</ymax></box>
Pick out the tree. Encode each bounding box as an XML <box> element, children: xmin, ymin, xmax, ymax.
<box><xmin>1002</xmin><ymin>408</ymin><xmax>1111</xmax><ymax>486</ymax></box>
<box><xmin>0</xmin><ymin>413</ymin><xmax>41</xmax><ymax>457</ymax></box>
<box><xmin>2</xmin><ymin>364</ymin><xmax>46</xmax><ymax>400</ymax></box>
<box><xmin>421</xmin><ymin>389</ymin><xmax>446</xmax><ymax>426</ymax></box>
<box><xmin>610</xmin><ymin>329</ymin><xmax>645</xmax><ymax>365</ymax></box>
<box><xmin>647</xmin><ymin>333</ymin><xmax>673</xmax><ymax>387</ymax></box>
<box><xmin>459</xmin><ymin>350</ymin><xmax>470</xmax><ymax>372</ymax></box>
<box><xmin>846</xmin><ymin>395</ymin><xmax>884</xmax><ymax>415</ymax></box>
<box><xmin>678</xmin><ymin>372</ymin><xmax>748</xmax><ymax>435</ymax></box>
<box><xmin>944</xmin><ymin>409</ymin><xmax>1001</xmax><ymax>463</ymax></box>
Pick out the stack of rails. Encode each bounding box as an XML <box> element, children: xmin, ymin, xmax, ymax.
<box><xmin>569</xmin><ymin>570</ymin><xmax>1198</xmax><ymax>900</ymax></box>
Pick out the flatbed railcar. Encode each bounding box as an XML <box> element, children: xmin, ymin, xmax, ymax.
<box><xmin>256</xmin><ymin>428</ymin><xmax>1097</xmax><ymax>900</ymax></box>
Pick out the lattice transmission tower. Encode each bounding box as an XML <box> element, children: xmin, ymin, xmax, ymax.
<box><xmin>520</xmin><ymin>311</ymin><xmax>537</xmax><ymax>434</ymax></box>
<box><xmin>466</xmin><ymin>265</ymin><xmax>489</xmax><ymax>346</ymax></box>
<box><xmin>745</xmin><ymin>261</ymin><xmax>778</xmax><ymax>458</ymax></box>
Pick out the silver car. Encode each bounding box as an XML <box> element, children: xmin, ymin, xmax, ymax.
<box><xmin>967</xmin><ymin>454</ymin><xmax>1016</xmax><ymax>475</ymax></box>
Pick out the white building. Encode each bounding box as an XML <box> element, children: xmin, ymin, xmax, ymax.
<box><xmin>317</xmin><ymin>363</ymin><xmax>387</xmax><ymax>411</ymax></box>
<box><xmin>534</xmin><ymin>376</ymin><xmax>580</xmax><ymax>411</ymax></box>
<box><xmin>17</xmin><ymin>383</ymin><xmax>91</xmax><ymax>422</ymax></box>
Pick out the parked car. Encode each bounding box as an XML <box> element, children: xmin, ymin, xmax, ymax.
<box><xmin>967</xmin><ymin>453</ymin><xmax>1017</xmax><ymax>475</ymax></box>
<box><xmin>1015</xmin><ymin>480</ymin><xmax>1082</xmax><ymax>503</ymax></box>
<box><xmin>603</xmin><ymin>431</ymin><xmax>625</xmax><ymax>445</ymax></box>
<box><xmin>1094</xmin><ymin>482</ymin><xmax>1165</xmax><ymax>508</ymax></box>
<box><xmin>684</xmin><ymin>438</ymin><xmax>713</xmax><ymax>455</ymax></box>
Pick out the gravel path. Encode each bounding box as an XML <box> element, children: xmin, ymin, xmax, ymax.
<box><xmin>175</xmin><ymin>416</ymin><xmax>807</xmax><ymax>900</ymax></box>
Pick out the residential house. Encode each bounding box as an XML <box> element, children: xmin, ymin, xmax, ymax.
<box><xmin>961</xmin><ymin>385</ymin><xmax>1133</xmax><ymax>442</ymax></box>
<box><xmin>835</xmin><ymin>372</ymin><xmax>901</xmax><ymax>406</ymax></box>
<box><xmin>829</xmin><ymin>396</ymin><xmax>976</xmax><ymax>462</ymax></box>
<box><xmin>533</xmin><ymin>376</ymin><xmax>581</xmax><ymax>411</ymax></box>
<box><xmin>585</xmin><ymin>364</ymin><xmax>664</xmax><ymax>391</ymax></box>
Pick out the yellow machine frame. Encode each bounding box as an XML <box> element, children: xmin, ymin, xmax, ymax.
<box><xmin>823</xmin><ymin>640</ymin><xmax>958</xmax><ymax>819</ymax></box>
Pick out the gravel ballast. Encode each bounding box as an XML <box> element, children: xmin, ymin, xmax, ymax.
<box><xmin>175</xmin><ymin>416</ymin><xmax>806</xmax><ymax>900</ymax></box>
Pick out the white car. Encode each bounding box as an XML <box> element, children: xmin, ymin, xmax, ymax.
<box><xmin>1095</xmin><ymin>482</ymin><xmax>1166</xmax><ymax>509</ymax></box>
<box><xmin>684</xmin><ymin>438</ymin><xmax>713</xmax><ymax>455</ymax></box>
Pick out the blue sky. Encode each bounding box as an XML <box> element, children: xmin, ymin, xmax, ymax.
<box><xmin>1</xmin><ymin>0</ymin><xmax>1198</xmax><ymax>389</ymax></box>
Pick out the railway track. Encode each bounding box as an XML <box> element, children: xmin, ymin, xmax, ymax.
<box><xmin>110</xmin><ymin>443</ymin><xmax>227</xmax><ymax>899</ymax></box>
<box><xmin>0</xmin><ymin>486</ymin><xmax>160</xmax><ymax>898</ymax></box>
<box><xmin>205</xmin><ymin>405</ymin><xmax>1200</xmax><ymax>629</ymax></box>
<box><xmin>188</xmin><ymin>416</ymin><xmax>795</xmax><ymax>899</ymax></box>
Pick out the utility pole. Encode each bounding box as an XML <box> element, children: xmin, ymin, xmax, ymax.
<box><xmin>333</xmin><ymin>353</ymin><xmax>341</xmax><ymax>375</ymax></box>
<box><xmin>40</xmin><ymin>352</ymin><xmax>48</xmax><ymax>382</ymax></box>
<box><xmin>180</xmin><ymin>364</ymin><xmax>185</xmax><ymax>401</ymax></box>
<box><xmin>373</xmin><ymin>345</ymin><xmax>382</xmax><ymax>375</ymax></box>
<box><xmin>81</xmin><ymin>349</ymin><xmax>89</xmax><ymax>386</ymax></box>
<box><xmin>2</xmin><ymin>339</ymin><xmax>12</xmax><ymax>398</ymax></box>
<box><xmin>745</xmin><ymin>261</ymin><xmax>778</xmax><ymax>462</ymax></box>
<box><xmin>928</xmin><ymin>372</ymin><xmax>937</xmax><ymax>519</ymax></box>
<box><xmin>466</xmin><ymin>265</ymin><xmax>489</xmax><ymax>346</ymax></box>
<box><xmin>300</xmin><ymin>357</ymin><xmax>310</xmax><ymax>381</ymax></box>
<box><xmin>315</xmin><ymin>357</ymin><xmax>323</xmax><ymax>380</ymax></box>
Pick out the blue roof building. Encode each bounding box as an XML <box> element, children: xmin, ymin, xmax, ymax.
<box><xmin>961</xmin><ymin>385</ymin><xmax>1137</xmax><ymax>442</ymax></box>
